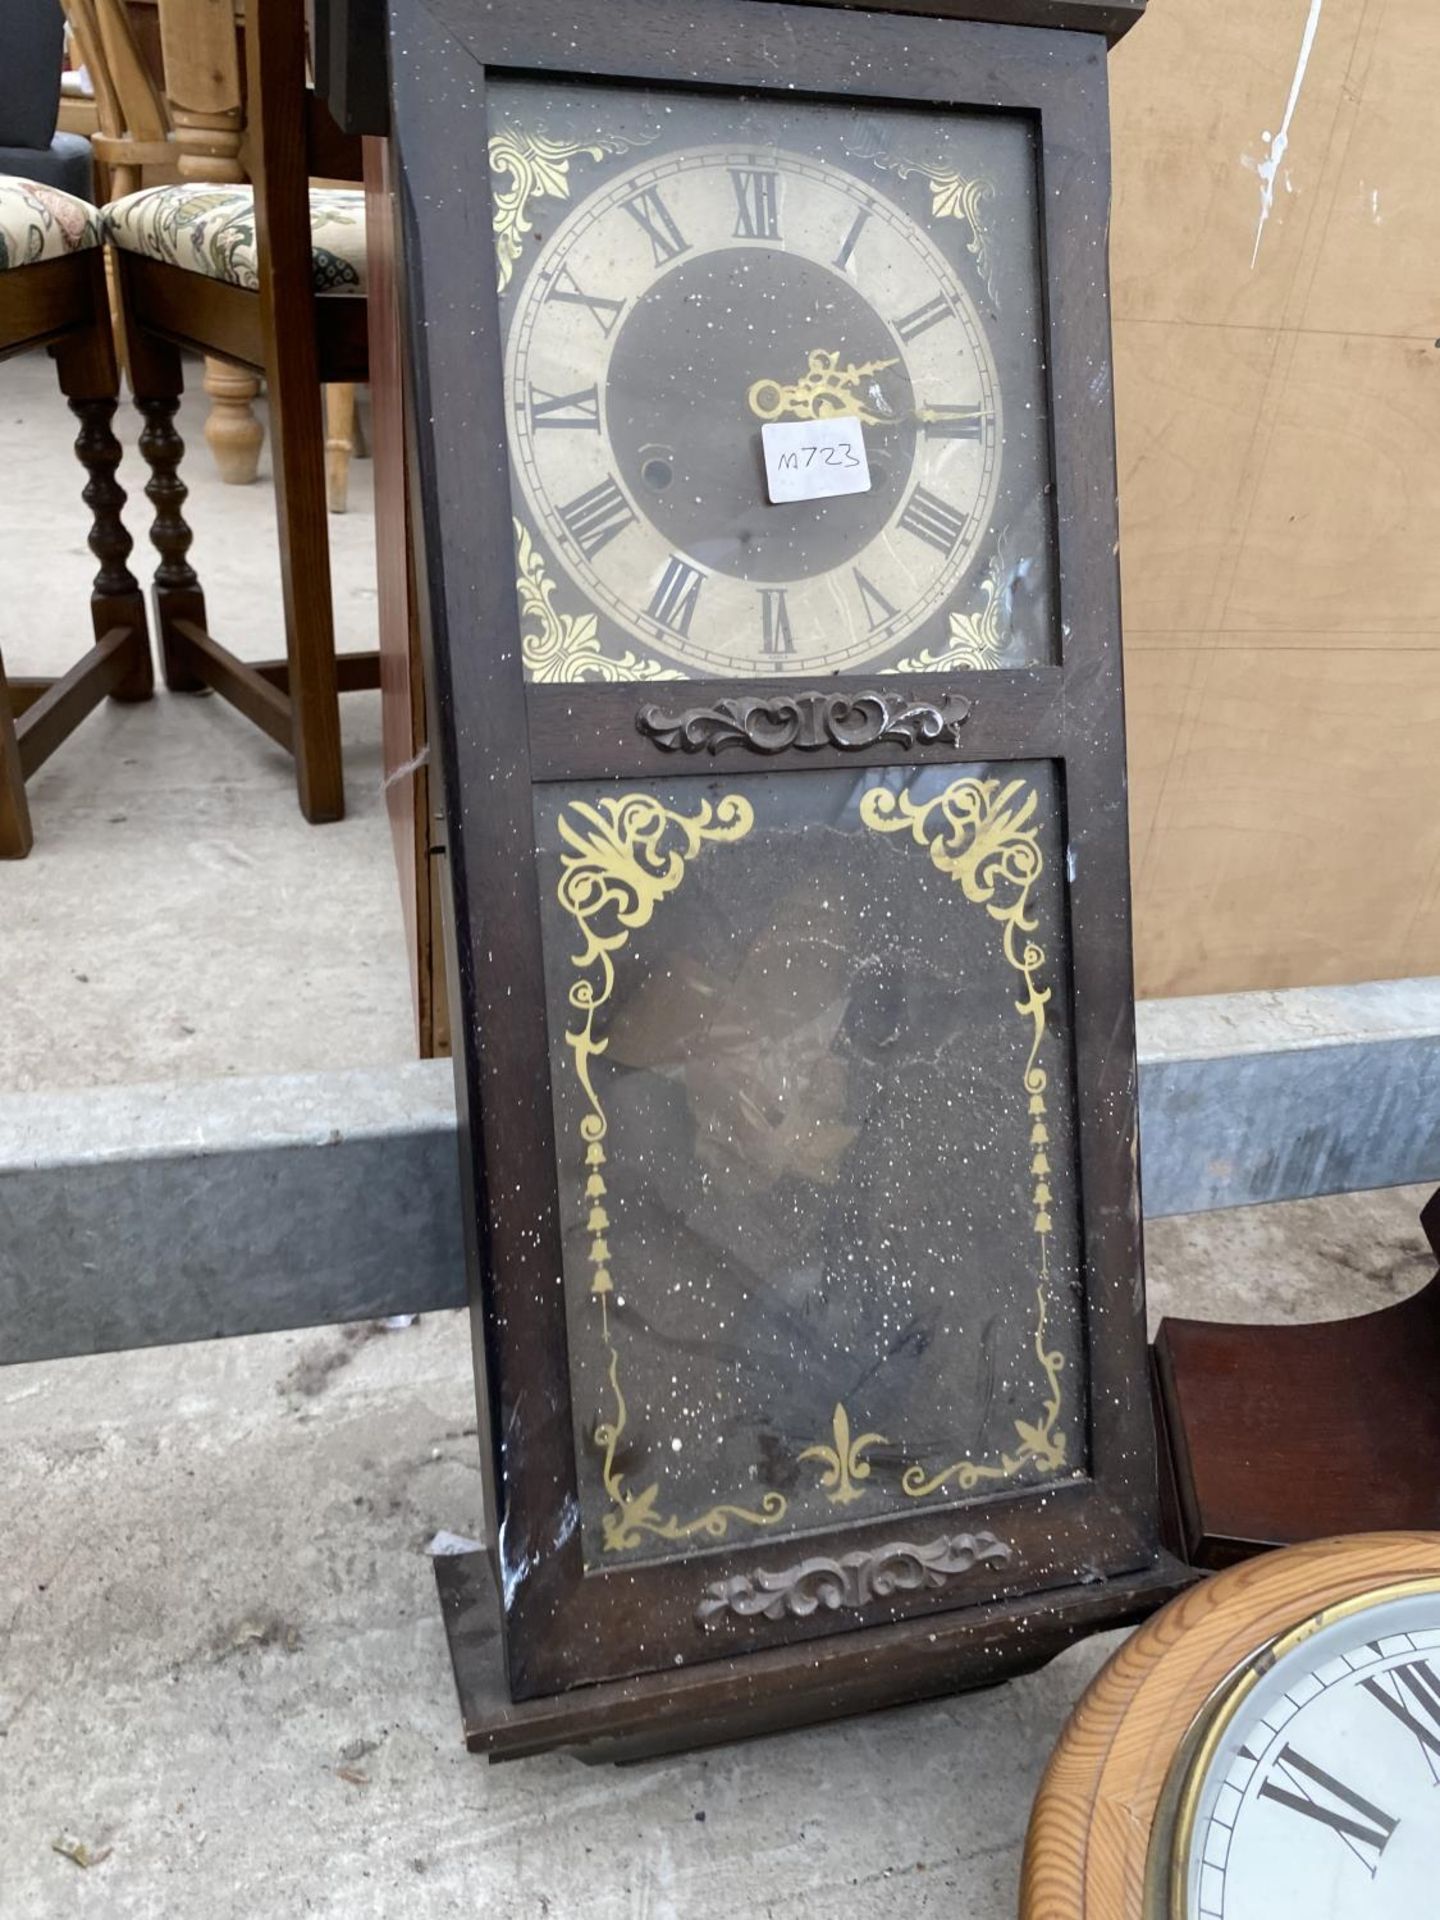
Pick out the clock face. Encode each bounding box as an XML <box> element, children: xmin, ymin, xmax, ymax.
<box><xmin>1179</xmin><ymin>1582</ymin><xmax>1440</xmax><ymax>1920</ymax></box>
<box><xmin>489</xmin><ymin>84</ymin><xmax>1056</xmax><ymax>681</ymax></box>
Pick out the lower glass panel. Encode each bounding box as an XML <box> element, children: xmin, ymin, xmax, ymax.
<box><xmin>532</xmin><ymin>763</ymin><xmax>1086</xmax><ymax>1567</ymax></box>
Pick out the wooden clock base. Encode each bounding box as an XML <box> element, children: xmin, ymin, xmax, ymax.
<box><xmin>433</xmin><ymin>1552</ymin><xmax>1193</xmax><ymax>1763</ymax></box>
<box><xmin>1154</xmin><ymin>1186</ymin><xmax>1440</xmax><ymax>1570</ymax></box>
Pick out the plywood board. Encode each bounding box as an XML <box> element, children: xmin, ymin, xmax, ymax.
<box><xmin>1133</xmin><ymin>645</ymin><xmax>1440</xmax><ymax>995</ymax></box>
<box><xmin>1111</xmin><ymin>0</ymin><xmax>1440</xmax><ymax>996</ymax></box>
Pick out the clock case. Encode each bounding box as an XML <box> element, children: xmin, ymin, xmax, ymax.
<box><xmin>388</xmin><ymin>0</ymin><xmax>1187</xmax><ymax>1757</ymax></box>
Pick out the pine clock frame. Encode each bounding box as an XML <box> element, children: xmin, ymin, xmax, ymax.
<box><xmin>1021</xmin><ymin>1533</ymin><xmax>1440</xmax><ymax>1919</ymax></box>
<box><xmin>388</xmin><ymin>0</ymin><xmax>1184</xmax><ymax>1754</ymax></box>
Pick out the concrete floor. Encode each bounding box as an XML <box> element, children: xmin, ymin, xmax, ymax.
<box><xmin>1</xmin><ymin>1179</ymin><xmax>1434</xmax><ymax>1918</ymax></box>
<box><xmin>2</xmin><ymin>350</ymin><xmax>415</xmax><ymax>1091</ymax></box>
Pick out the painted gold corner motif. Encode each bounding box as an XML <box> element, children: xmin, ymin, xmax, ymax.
<box><xmin>555</xmin><ymin>774</ymin><xmax>1070</xmax><ymax>1557</ymax></box>
<box><xmin>887</xmin><ymin>551</ymin><xmax>1010</xmax><ymax>675</ymax></box>
<box><xmin>557</xmin><ymin>791</ymin><xmax>787</xmax><ymax>1553</ymax></box>
<box><xmin>488</xmin><ymin>124</ymin><xmax>653</xmax><ymax>292</ymax></box>
<box><xmin>847</xmin><ymin>127</ymin><xmax>997</xmax><ymax>307</ymax></box>
<box><xmin>515</xmin><ymin>519</ymin><xmax>680</xmax><ymax>684</ymax></box>
<box><xmin>907</xmin><ymin>167</ymin><xmax>996</xmax><ymax>305</ymax></box>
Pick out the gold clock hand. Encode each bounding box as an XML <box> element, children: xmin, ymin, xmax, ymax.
<box><xmin>915</xmin><ymin>402</ymin><xmax>987</xmax><ymax>427</ymax></box>
<box><xmin>746</xmin><ymin>348</ymin><xmax>900</xmax><ymax>425</ymax></box>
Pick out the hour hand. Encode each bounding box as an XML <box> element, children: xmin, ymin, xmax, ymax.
<box><xmin>747</xmin><ymin>349</ymin><xmax>899</xmax><ymax>425</ymax></box>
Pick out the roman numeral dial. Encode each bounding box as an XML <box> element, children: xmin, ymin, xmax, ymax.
<box><xmin>731</xmin><ymin>169</ymin><xmax>780</xmax><ymax>240</ymax></box>
<box><xmin>545</xmin><ymin>265</ymin><xmax>625</xmax><ymax>339</ymax></box>
<box><xmin>894</xmin><ymin>295</ymin><xmax>953</xmax><ymax>343</ymax></box>
<box><xmin>623</xmin><ymin>186</ymin><xmax>688</xmax><ymax>265</ymax></box>
<box><xmin>503</xmin><ymin>139</ymin><xmax>1005</xmax><ymax>680</ymax></box>
<box><xmin>1183</xmin><ymin>1599</ymin><xmax>1440</xmax><ymax>1920</ymax></box>
<box><xmin>760</xmin><ymin>587</ymin><xmax>794</xmax><ymax>657</ymax></box>
<box><xmin>1258</xmin><ymin>1746</ymin><xmax>1399</xmax><ymax>1870</ymax></box>
<box><xmin>647</xmin><ymin>555</ymin><xmax>706</xmax><ymax>638</ymax></box>
<box><xmin>529</xmin><ymin>385</ymin><xmax>600</xmax><ymax>432</ymax></box>
<box><xmin>559</xmin><ymin>478</ymin><xmax>636</xmax><ymax>559</ymax></box>
<box><xmin>899</xmin><ymin>487</ymin><xmax>968</xmax><ymax>555</ymax></box>
<box><xmin>1363</xmin><ymin>1658</ymin><xmax>1440</xmax><ymax>1779</ymax></box>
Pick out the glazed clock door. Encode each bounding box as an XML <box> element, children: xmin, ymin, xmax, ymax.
<box><xmin>394</xmin><ymin>0</ymin><xmax>1158</xmax><ymax>1704</ymax></box>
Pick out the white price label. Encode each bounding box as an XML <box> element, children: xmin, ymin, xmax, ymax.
<box><xmin>761</xmin><ymin>417</ymin><xmax>872</xmax><ymax>505</ymax></box>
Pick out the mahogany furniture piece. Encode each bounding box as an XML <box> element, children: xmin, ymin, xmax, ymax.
<box><xmin>363</xmin><ymin>132</ymin><xmax>449</xmax><ymax>1056</ymax></box>
<box><xmin>1154</xmin><ymin>1185</ymin><xmax>1440</xmax><ymax>1570</ymax></box>
<box><xmin>0</xmin><ymin>178</ymin><xmax>152</xmax><ymax>858</ymax></box>
<box><xmin>108</xmin><ymin>0</ymin><xmax>378</xmax><ymax>823</ymax></box>
<box><xmin>308</xmin><ymin>38</ymin><xmax>448</xmax><ymax>1046</ymax></box>
<box><xmin>389</xmin><ymin>0</ymin><xmax>1184</xmax><ymax>1760</ymax></box>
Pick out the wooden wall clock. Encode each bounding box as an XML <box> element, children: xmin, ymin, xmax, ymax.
<box><xmin>1022</xmin><ymin>1532</ymin><xmax>1440</xmax><ymax>1919</ymax></box>
<box><xmin>386</xmin><ymin>0</ymin><xmax>1184</xmax><ymax>1757</ymax></box>
<box><xmin>1154</xmin><ymin>1188</ymin><xmax>1440</xmax><ymax>1570</ymax></box>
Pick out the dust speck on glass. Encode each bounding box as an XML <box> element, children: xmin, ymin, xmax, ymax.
<box><xmin>533</xmin><ymin>763</ymin><xmax>1085</xmax><ymax>1568</ymax></box>
<box><xmin>488</xmin><ymin>79</ymin><xmax>1056</xmax><ymax>683</ymax></box>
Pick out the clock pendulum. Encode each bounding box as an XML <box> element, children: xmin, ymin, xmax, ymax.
<box><xmin>388</xmin><ymin>0</ymin><xmax>1181</xmax><ymax>1758</ymax></box>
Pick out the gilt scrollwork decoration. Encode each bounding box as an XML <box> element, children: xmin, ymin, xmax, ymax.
<box><xmin>556</xmin><ymin>790</ymin><xmax>788</xmax><ymax>1553</ymax></box>
<box><xmin>555</xmin><ymin>773</ymin><xmax>1072</xmax><ymax>1555</ymax></box>
<box><xmin>489</xmin><ymin>124</ymin><xmax>654</xmax><ymax>292</ymax></box>
<box><xmin>859</xmin><ymin>776</ymin><xmax>1068</xmax><ymax>1494</ymax></box>
<box><xmin>846</xmin><ymin>123</ymin><xmax>998</xmax><ymax>307</ymax></box>
<box><xmin>635</xmin><ymin>689</ymin><xmax>972</xmax><ymax>755</ymax></box>
<box><xmin>516</xmin><ymin>520</ymin><xmax>680</xmax><ymax>684</ymax></box>
<box><xmin>696</xmin><ymin>1532</ymin><xmax>1015</xmax><ymax>1625</ymax></box>
<box><xmin>889</xmin><ymin>549</ymin><xmax>1013</xmax><ymax>675</ymax></box>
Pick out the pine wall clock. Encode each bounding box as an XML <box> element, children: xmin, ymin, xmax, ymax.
<box><xmin>386</xmin><ymin>0</ymin><xmax>1181</xmax><ymax>1757</ymax></box>
<box><xmin>1023</xmin><ymin>1533</ymin><xmax>1440</xmax><ymax>1919</ymax></box>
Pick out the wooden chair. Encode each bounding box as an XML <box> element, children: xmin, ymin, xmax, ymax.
<box><xmin>63</xmin><ymin>0</ymin><xmax>364</xmax><ymax>508</ymax></box>
<box><xmin>104</xmin><ymin>0</ymin><xmax>377</xmax><ymax>822</ymax></box>
<box><xmin>0</xmin><ymin>175</ymin><xmax>152</xmax><ymax>858</ymax></box>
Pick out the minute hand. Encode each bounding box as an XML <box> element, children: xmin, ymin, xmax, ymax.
<box><xmin>915</xmin><ymin>402</ymin><xmax>988</xmax><ymax>436</ymax></box>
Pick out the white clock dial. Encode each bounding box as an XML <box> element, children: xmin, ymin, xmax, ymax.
<box><xmin>1179</xmin><ymin>1583</ymin><xmax>1440</xmax><ymax>1920</ymax></box>
<box><xmin>505</xmin><ymin>143</ymin><xmax>1002</xmax><ymax>676</ymax></box>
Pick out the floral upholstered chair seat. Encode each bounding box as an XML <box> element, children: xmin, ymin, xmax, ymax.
<box><xmin>0</xmin><ymin>176</ymin><xmax>101</xmax><ymax>272</ymax></box>
<box><xmin>104</xmin><ymin>184</ymin><xmax>366</xmax><ymax>297</ymax></box>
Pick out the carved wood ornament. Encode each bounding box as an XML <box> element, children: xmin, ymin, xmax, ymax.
<box><xmin>697</xmin><ymin>1530</ymin><xmax>1013</xmax><ymax>1623</ymax></box>
<box><xmin>636</xmin><ymin>689</ymin><xmax>973</xmax><ymax>754</ymax></box>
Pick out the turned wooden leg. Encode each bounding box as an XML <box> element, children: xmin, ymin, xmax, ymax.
<box><xmin>324</xmin><ymin>383</ymin><xmax>356</xmax><ymax>514</ymax></box>
<box><xmin>203</xmin><ymin>355</ymin><xmax>264</xmax><ymax>484</ymax></box>
<box><xmin>0</xmin><ymin>645</ymin><xmax>33</xmax><ymax>859</ymax></box>
<box><xmin>129</xmin><ymin>346</ymin><xmax>210</xmax><ymax>696</ymax></box>
<box><xmin>68</xmin><ymin>394</ymin><xmax>152</xmax><ymax>702</ymax></box>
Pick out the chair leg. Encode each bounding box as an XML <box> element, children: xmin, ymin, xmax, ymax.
<box><xmin>127</xmin><ymin>335</ymin><xmax>210</xmax><ymax>694</ymax></box>
<box><xmin>324</xmin><ymin>383</ymin><xmax>355</xmax><ymax>514</ymax></box>
<box><xmin>202</xmin><ymin>355</ymin><xmax>264</xmax><ymax>485</ymax></box>
<box><xmin>67</xmin><ymin>394</ymin><xmax>153</xmax><ymax>703</ymax></box>
<box><xmin>268</xmin><ymin>377</ymin><xmax>344</xmax><ymax>824</ymax></box>
<box><xmin>48</xmin><ymin>268</ymin><xmax>153</xmax><ymax>704</ymax></box>
<box><xmin>0</xmin><ymin>646</ymin><xmax>34</xmax><ymax>859</ymax></box>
